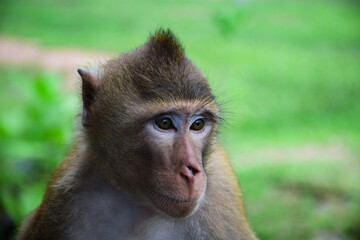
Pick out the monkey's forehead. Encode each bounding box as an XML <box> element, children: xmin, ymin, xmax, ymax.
<box><xmin>129</xmin><ymin>99</ymin><xmax>220</xmax><ymax>121</ymax></box>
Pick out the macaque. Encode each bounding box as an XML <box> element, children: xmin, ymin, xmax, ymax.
<box><xmin>18</xmin><ymin>29</ymin><xmax>258</xmax><ymax>240</ymax></box>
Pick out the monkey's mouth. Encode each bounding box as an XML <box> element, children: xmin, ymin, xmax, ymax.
<box><xmin>155</xmin><ymin>192</ymin><xmax>198</xmax><ymax>204</ymax></box>
<box><xmin>150</xmin><ymin>192</ymin><xmax>199</xmax><ymax>218</ymax></box>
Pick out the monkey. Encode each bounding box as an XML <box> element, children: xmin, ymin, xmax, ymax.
<box><xmin>17</xmin><ymin>29</ymin><xmax>258</xmax><ymax>240</ymax></box>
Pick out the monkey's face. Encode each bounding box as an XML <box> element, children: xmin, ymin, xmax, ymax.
<box><xmin>78</xmin><ymin>30</ymin><xmax>219</xmax><ymax>219</ymax></box>
<box><xmin>139</xmin><ymin>101</ymin><xmax>217</xmax><ymax>218</ymax></box>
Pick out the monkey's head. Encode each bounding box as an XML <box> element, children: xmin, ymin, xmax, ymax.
<box><xmin>78</xmin><ymin>30</ymin><xmax>220</xmax><ymax>218</ymax></box>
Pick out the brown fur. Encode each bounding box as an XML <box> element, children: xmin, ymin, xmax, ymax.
<box><xmin>18</xmin><ymin>29</ymin><xmax>258</xmax><ymax>240</ymax></box>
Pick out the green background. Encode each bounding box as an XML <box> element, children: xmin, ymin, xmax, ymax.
<box><xmin>0</xmin><ymin>0</ymin><xmax>359</xmax><ymax>239</ymax></box>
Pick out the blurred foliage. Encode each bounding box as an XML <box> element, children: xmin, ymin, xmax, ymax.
<box><xmin>0</xmin><ymin>0</ymin><xmax>360</xmax><ymax>239</ymax></box>
<box><xmin>0</xmin><ymin>68</ymin><xmax>78</xmax><ymax>233</ymax></box>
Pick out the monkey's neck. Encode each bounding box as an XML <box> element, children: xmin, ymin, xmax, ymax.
<box><xmin>78</xmin><ymin>168</ymin><xmax>181</xmax><ymax>239</ymax></box>
<box><xmin>49</xmin><ymin>155</ymin><xmax>157</xmax><ymax>237</ymax></box>
<box><xmin>80</xmin><ymin>167</ymin><xmax>157</xmax><ymax>230</ymax></box>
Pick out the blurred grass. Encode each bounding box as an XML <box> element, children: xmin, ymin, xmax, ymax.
<box><xmin>239</xmin><ymin>161</ymin><xmax>360</xmax><ymax>240</ymax></box>
<box><xmin>0</xmin><ymin>0</ymin><xmax>360</xmax><ymax>239</ymax></box>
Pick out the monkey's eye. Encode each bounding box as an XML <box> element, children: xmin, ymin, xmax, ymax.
<box><xmin>155</xmin><ymin>117</ymin><xmax>173</xmax><ymax>130</ymax></box>
<box><xmin>190</xmin><ymin>119</ymin><xmax>205</xmax><ymax>131</ymax></box>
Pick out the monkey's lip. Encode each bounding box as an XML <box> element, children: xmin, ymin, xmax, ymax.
<box><xmin>153</xmin><ymin>192</ymin><xmax>198</xmax><ymax>204</ymax></box>
<box><xmin>150</xmin><ymin>192</ymin><xmax>200</xmax><ymax>218</ymax></box>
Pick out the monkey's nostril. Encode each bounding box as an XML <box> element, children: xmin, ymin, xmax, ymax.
<box><xmin>187</xmin><ymin>166</ymin><xmax>199</xmax><ymax>176</ymax></box>
<box><xmin>179</xmin><ymin>166</ymin><xmax>199</xmax><ymax>183</ymax></box>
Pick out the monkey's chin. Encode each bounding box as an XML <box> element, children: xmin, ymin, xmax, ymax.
<box><xmin>150</xmin><ymin>192</ymin><xmax>200</xmax><ymax>219</ymax></box>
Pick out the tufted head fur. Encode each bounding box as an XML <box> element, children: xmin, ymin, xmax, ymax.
<box><xmin>100</xmin><ymin>29</ymin><xmax>213</xmax><ymax>104</ymax></box>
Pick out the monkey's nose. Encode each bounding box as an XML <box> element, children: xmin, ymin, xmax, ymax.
<box><xmin>179</xmin><ymin>164</ymin><xmax>201</xmax><ymax>185</ymax></box>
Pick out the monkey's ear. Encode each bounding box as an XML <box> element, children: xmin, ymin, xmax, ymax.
<box><xmin>77</xmin><ymin>68</ymin><xmax>99</xmax><ymax>127</ymax></box>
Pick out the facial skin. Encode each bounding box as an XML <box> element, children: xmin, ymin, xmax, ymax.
<box><xmin>143</xmin><ymin>104</ymin><xmax>216</xmax><ymax>218</ymax></box>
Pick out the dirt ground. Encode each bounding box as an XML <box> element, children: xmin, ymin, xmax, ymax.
<box><xmin>0</xmin><ymin>35</ymin><xmax>113</xmax><ymax>89</ymax></box>
<box><xmin>0</xmin><ymin>35</ymin><xmax>356</xmax><ymax>164</ymax></box>
<box><xmin>233</xmin><ymin>142</ymin><xmax>355</xmax><ymax>169</ymax></box>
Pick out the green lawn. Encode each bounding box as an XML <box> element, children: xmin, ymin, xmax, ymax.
<box><xmin>1</xmin><ymin>0</ymin><xmax>360</xmax><ymax>239</ymax></box>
